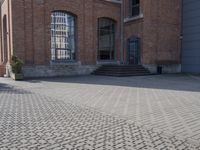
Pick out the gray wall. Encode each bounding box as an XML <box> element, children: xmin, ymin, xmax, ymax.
<box><xmin>182</xmin><ymin>0</ymin><xmax>200</xmax><ymax>73</ymax></box>
<box><xmin>22</xmin><ymin>65</ymin><xmax>97</xmax><ymax>78</ymax></box>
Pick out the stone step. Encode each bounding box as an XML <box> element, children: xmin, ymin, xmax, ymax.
<box><xmin>101</xmin><ymin>65</ymin><xmax>144</xmax><ymax>69</ymax></box>
<box><xmin>92</xmin><ymin>65</ymin><xmax>151</xmax><ymax>77</ymax></box>
<box><xmin>94</xmin><ymin>68</ymin><xmax>148</xmax><ymax>72</ymax></box>
<box><xmin>0</xmin><ymin>65</ymin><xmax>6</xmax><ymax>77</ymax></box>
<box><xmin>94</xmin><ymin>70</ymin><xmax>150</xmax><ymax>74</ymax></box>
<box><xmin>93</xmin><ymin>72</ymin><xmax>152</xmax><ymax>77</ymax></box>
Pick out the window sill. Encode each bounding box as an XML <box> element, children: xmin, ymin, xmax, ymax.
<box><xmin>124</xmin><ymin>14</ymin><xmax>144</xmax><ymax>23</ymax></box>
<box><xmin>50</xmin><ymin>60</ymin><xmax>80</xmax><ymax>66</ymax></box>
<box><xmin>96</xmin><ymin>60</ymin><xmax>120</xmax><ymax>65</ymax></box>
<box><xmin>104</xmin><ymin>0</ymin><xmax>122</xmax><ymax>4</ymax></box>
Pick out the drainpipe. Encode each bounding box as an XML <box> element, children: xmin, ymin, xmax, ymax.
<box><xmin>120</xmin><ymin>0</ymin><xmax>124</xmax><ymax>64</ymax></box>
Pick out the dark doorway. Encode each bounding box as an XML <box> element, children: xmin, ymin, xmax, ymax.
<box><xmin>128</xmin><ymin>37</ymin><xmax>140</xmax><ymax>65</ymax></box>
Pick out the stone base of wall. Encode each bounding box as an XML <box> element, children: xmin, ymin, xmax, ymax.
<box><xmin>22</xmin><ymin>65</ymin><xmax>98</xmax><ymax>78</ymax></box>
<box><xmin>143</xmin><ymin>64</ymin><xmax>181</xmax><ymax>74</ymax></box>
<box><xmin>0</xmin><ymin>65</ymin><xmax>6</xmax><ymax>77</ymax></box>
<box><xmin>10</xmin><ymin>64</ymin><xmax>182</xmax><ymax>78</ymax></box>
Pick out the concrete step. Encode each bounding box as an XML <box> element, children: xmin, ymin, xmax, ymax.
<box><xmin>92</xmin><ymin>65</ymin><xmax>151</xmax><ymax>77</ymax></box>
<box><xmin>94</xmin><ymin>68</ymin><xmax>149</xmax><ymax>72</ymax></box>
<box><xmin>93</xmin><ymin>74</ymin><xmax>152</xmax><ymax>77</ymax></box>
<box><xmin>0</xmin><ymin>65</ymin><xmax>6</xmax><ymax>77</ymax></box>
<box><xmin>102</xmin><ymin>65</ymin><xmax>144</xmax><ymax>69</ymax></box>
<box><xmin>94</xmin><ymin>70</ymin><xmax>150</xmax><ymax>74</ymax></box>
<box><xmin>93</xmin><ymin>72</ymin><xmax>152</xmax><ymax>77</ymax></box>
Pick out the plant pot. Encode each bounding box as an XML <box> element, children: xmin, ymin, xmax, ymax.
<box><xmin>10</xmin><ymin>72</ymin><xmax>23</xmax><ymax>80</ymax></box>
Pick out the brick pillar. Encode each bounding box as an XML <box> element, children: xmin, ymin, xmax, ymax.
<box><xmin>32</xmin><ymin>0</ymin><xmax>46</xmax><ymax>65</ymax></box>
<box><xmin>82</xmin><ymin>0</ymin><xmax>95</xmax><ymax>65</ymax></box>
<box><xmin>24</xmin><ymin>0</ymin><xmax>34</xmax><ymax>65</ymax></box>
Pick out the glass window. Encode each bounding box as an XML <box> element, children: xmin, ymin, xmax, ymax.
<box><xmin>130</xmin><ymin>0</ymin><xmax>140</xmax><ymax>17</ymax></box>
<box><xmin>98</xmin><ymin>18</ymin><xmax>115</xmax><ymax>60</ymax></box>
<box><xmin>51</xmin><ymin>11</ymin><xmax>76</xmax><ymax>61</ymax></box>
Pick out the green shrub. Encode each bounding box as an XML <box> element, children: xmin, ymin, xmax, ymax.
<box><xmin>11</xmin><ymin>55</ymin><xmax>23</xmax><ymax>74</ymax></box>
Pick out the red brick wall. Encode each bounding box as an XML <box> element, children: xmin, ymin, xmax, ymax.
<box><xmin>10</xmin><ymin>0</ymin><xmax>121</xmax><ymax>66</ymax></box>
<box><xmin>0</xmin><ymin>64</ymin><xmax>6</xmax><ymax>76</ymax></box>
<box><xmin>1</xmin><ymin>0</ymin><xmax>181</xmax><ymax>73</ymax></box>
<box><xmin>143</xmin><ymin>0</ymin><xmax>181</xmax><ymax>64</ymax></box>
<box><xmin>124</xmin><ymin>19</ymin><xmax>144</xmax><ymax>63</ymax></box>
<box><xmin>123</xmin><ymin>0</ymin><xmax>181</xmax><ymax>65</ymax></box>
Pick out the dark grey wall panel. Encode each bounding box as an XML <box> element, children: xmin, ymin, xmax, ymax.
<box><xmin>182</xmin><ymin>0</ymin><xmax>200</xmax><ymax>73</ymax></box>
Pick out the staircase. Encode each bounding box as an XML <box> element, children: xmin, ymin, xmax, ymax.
<box><xmin>0</xmin><ymin>65</ymin><xmax>6</xmax><ymax>77</ymax></box>
<box><xmin>92</xmin><ymin>64</ymin><xmax>151</xmax><ymax>77</ymax></box>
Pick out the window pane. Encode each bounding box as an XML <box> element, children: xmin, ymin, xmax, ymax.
<box><xmin>132</xmin><ymin>0</ymin><xmax>139</xmax><ymax>5</ymax></box>
<box><xmin>51</xmin><ymin>12</ymin><xmax>76</xmax><ymax>61</ymax></box>
<box><xmin>98</xmin><ymin>18</ymin><xmax>115</xmax><ymax>60</ymax></box>
<box><xmin>132</xmin><ymin>6</ymin><xmax>140</xmax><ymax>16</ymax></box>
<box><xmin>131</xmin><ymin>0</ymin><xmax>140</xmax><ymax>17</ymax></box>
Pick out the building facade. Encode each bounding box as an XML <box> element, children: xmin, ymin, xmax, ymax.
<box><xmin>0</xmin><ymin>0</ymin><xmax>182</xmax><ymax>77</ymax></box>
<box><xmin>124</xmin><ymin>0</ymin><xmax>181</xmax><ymax>73</ymax></box>
<box><xmin>182</xmin><ymin>0</ymin><xmax>200</xmax><ymax>73</ymax></box>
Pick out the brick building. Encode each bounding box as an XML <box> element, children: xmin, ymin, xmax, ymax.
<box><xmin>0</xmin><ymin>0</ymin><xmax>181</xmax><ymax>77</ymax></box>
<box><xmin>123</xmin><ymin>0</ymin><xmax>181</xmax><ymax>73</ymax></box>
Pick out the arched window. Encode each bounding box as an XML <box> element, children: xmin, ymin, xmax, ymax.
<box><xmin>98</xmin><ymin>18</ymin><xmax>115</xmax><ymax>60</ymax></box>
<box><xmin>51</xmin><ymin>11</ymin><xmax>76</xmax><ymax>61</ymax></box>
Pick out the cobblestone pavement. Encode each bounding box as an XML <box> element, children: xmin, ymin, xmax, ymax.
<box><xmin>0</xmin><ymin>74</ymin><xmax>200</xmax><ymax>149</ymax></box>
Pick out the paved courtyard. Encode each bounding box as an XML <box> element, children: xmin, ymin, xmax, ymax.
<box><xmin>0</xmin><ymin>74</ymin><xmax>200</xmax><ymax>149</ymax></box>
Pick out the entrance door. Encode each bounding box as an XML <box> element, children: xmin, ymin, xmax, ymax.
<box><xmin>128</xmin><ymin>37</ymin><xmax>140</xmax><ymax>65</ymax></box>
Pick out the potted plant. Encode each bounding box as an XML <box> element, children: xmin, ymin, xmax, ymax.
<box><xmin>10</xmin><ymin>55</ymin><xmax>24</xmax><ymax>80</ymax></box>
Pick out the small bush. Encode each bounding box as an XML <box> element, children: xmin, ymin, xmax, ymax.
<box><xmin>11</xmin><ymin>55</ymin><xmax>23</xmax><ymax>74</ymax></box>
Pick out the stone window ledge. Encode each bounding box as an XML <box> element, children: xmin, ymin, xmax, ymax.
<box><xmin>104</xmin><ymin>0</ymin><xmax>122</xmax><ymax>4</ymax></box>
<box><xmin>96</xmin><ymin>61</ymin><xmax>120</xmax><ymax>65</ymax></box>
<box><xmin>124</xmin><ymin>14</ymin><xmax>144</xmax><ymax>23</ymax></box>
<box><xmin>50</xmin><ymin>61</ymin><xmax>80</xmax><ymax>66</ymax></box>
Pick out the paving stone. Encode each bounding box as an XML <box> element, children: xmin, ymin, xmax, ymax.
<box><xmin>0</xmin><ymin>75</ymin><xmax>200</xmax><ymax>149</ymax></box>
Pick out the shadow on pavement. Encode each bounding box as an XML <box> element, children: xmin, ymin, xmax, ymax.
<box><xmin>0</xmin><ymin>82</ymin><xmax>31</xmax><ymax>94</ymax></box>
<box><xmin>23</xmin><ymin>74</ymin><xmax>200</xmax><ymax>93</ymax></box>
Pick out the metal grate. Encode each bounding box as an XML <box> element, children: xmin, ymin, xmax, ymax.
<box><xmin>51</xmin><ymin>12</ymin><xmax>75</xmax><ymax>61</ymax></box>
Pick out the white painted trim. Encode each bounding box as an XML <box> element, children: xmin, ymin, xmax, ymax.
<box><xmin>124</xmin><ymin>14</ymin><xmax>144</xmax><ymax>23</ymax></box>
<box><xmin>103</xmin><ymin>0</ymin><xmax>122</xmax><ymax>4</ymax></box>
